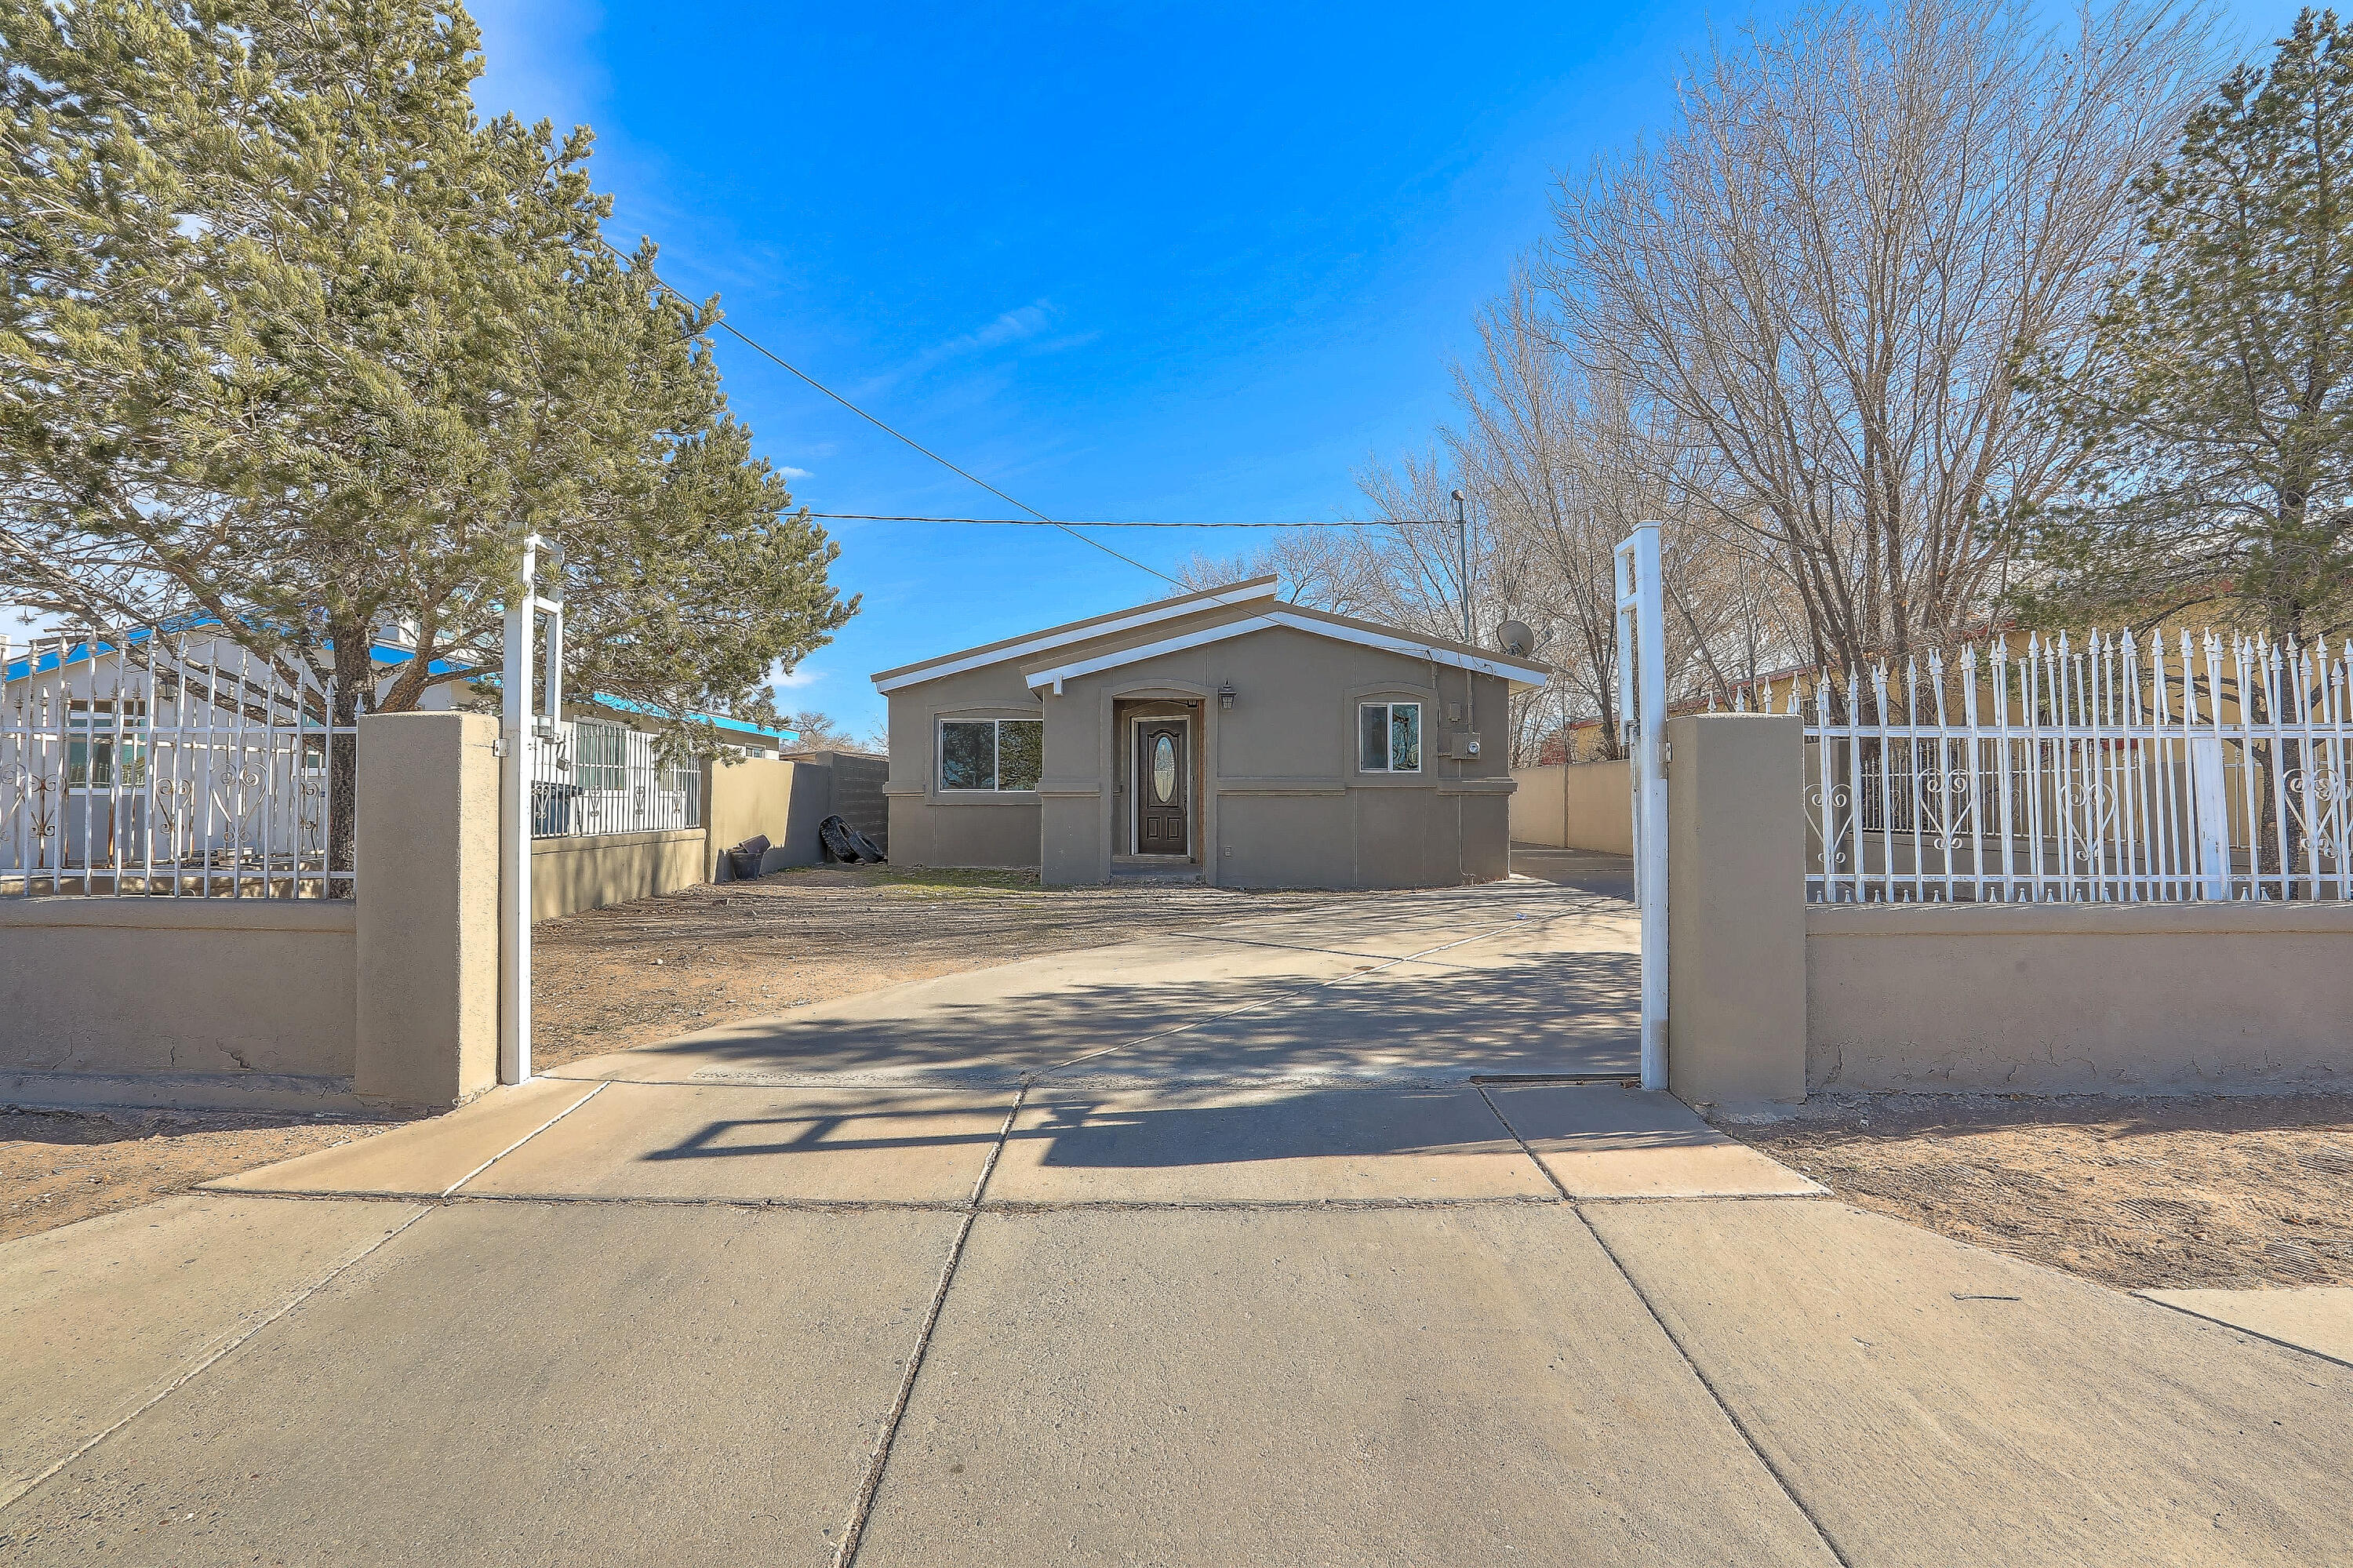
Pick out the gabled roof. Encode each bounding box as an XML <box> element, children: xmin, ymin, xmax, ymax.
<box><xmin>871</xmin><ymin>576</ymin><xmax>1281</xmax><ymax>693</ymax></box>
<box><xmin>868</xmin><ymin>576</ymin><xmax>1551</xmax><ymax>696</ymax></box>
<box><xmin>1018</xmin><ymin>598</ymin><xmax>1551</xmax><ymax>692</ymax></box>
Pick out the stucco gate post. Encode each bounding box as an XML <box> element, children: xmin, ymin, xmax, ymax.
<box><xmin>355</xmin><ymin>711</ymin><xmax>503</xmax><ymax>1107</ymax></box>
<box><xmin>1663</xmin><ymin>712</ymin><xmax>1807</xmax><ymax>1108</ymax></box>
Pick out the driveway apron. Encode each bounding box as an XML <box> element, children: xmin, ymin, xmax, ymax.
<box><xmin>5</xmin><ymin>876</ymin><xmax>2349</xmax><ymax>1564</ymax></box>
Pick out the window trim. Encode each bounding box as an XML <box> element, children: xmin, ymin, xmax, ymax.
<box><xmin>1357</xmin><ymin>700</ymin><xmax>1424</xmax><ymax>775</ymax></box>
<box><xmin>936</xmin><ymin>715</ymin><xmax>1045</xmax><ymax>795</ymax></box>
<box><xmin>573</xmin><ymin>718</ymin><xmax>627</xmax><ymax>792</ymax></box>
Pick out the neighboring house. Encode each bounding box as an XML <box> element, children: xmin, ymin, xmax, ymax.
<box><xmin>1</xmin><ymin>622</ymin><xmax>795</xmax><ymax>879</ymax></box>
<box><xmin>871</xmin><ymin>576</ymin><xmax>1549</xmax><ymax>888</ymax></box>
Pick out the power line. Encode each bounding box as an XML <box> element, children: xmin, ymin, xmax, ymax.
<box><xmin>599</xmin><ymin>238</ymin><xmax>1187</xmax><ymax>590</ymax></box>
<box><xmin>599</xmin><ymin>244</ymin><xmax>1493</xmax><ymax>665</ymax></box>
<box><xmin>808</xmin><ymin>512</ymin><xmax>1432</xmax><ymax>529</ymax></box>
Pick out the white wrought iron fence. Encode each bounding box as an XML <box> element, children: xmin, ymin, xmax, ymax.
<box><xmin>1744</xmin><ymin>629</ymin><xmax>2353</xmax><ymax>903</ymax></box>
<box><xmin>526</xmin><ymin>716</ymin><xmax>699</xmax><ymax>838</ymax></box>
<box><xmin>2</xmin><ymin>626</ymin><xmax>357</xmax><ymax>897</ymax></box>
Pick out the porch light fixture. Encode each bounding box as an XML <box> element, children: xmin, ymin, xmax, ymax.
<box><xmin>1218</xmin><ymin>682</ymin><xmax>1236</xmax><ymax>710</ymax></box>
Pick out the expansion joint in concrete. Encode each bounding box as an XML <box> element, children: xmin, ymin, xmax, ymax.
<box><xmin>1573</xmin><ymin>1206</ymin><xmax>1855</xmax><ymax>1567</ymax></box>
<box><xmin>0</xmin><ymin>1203</ymin><xmax>437</xmax><ymax>1515</ymax></box>
<box><xmin>439</xmin><ymin>1081</ymin><xmax>609</xmax><ymax>1196</ymax></box>
<box><xmin>831</xmin><ymin>1079</ymin><xmax>1030</xmax><ymax>1568</ymax></box>
<box><xmin>1475</xmin><ymin>1084</ymin><xmax>1852</xmax><ymax>1564</ymax></box>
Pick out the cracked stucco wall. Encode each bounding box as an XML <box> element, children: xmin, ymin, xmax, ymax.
<box><xmin>0</xmin><ymin>898</ymin><xmax>357</xmax><ymax>1080</ymax></box>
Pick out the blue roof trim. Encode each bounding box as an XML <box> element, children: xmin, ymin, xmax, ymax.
<box><xmin>7</xmin><ymin>626</ymin><xmax>794</xmax><ymax>747</ymax></box>
<box><xmin>581</xmin><ymin>691</ymin><xmax>797</xmax><ymax>745</ymax></box>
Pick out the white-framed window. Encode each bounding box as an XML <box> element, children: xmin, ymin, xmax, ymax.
<box><xmin>940</xmin><ymin>718</ymin><xmax>1044</xmax><ymax>791</ymax></box>
<box><xmin>67</xmin><ymin>698</ymin><xmax>149</xmax><ymax>789</ymax></box>
<box><xmin>1357</xmin><ymin>700</ymin><xmax>1422</xmax><ymax>773</ymax></box>
<box><xmin>574</xmin><ymin>719</ymin><xmax>626</xmax><ymax>791</ymax></box>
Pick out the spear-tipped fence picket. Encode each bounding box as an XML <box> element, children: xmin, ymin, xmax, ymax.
<box><xmin>1733</xmin><ymin>629</ymin><xmax>2353</xmax><ymax>904</ymax></box>
<box><xmin>2</xmin><ymin>625</ymin><xmax>357</xmax><ymax>898</ymax></box>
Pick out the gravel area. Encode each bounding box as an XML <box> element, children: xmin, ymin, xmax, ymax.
<box><xmin>1718</xmin><ymin>1093</ymin><xmax>2353</xmax><ymax>1290</ymax></box>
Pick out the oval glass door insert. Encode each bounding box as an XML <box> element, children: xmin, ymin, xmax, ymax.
<box><xmin>1152</xmin><ymin>735</ymin><xmax>1177</xmax><ymax>802</ymax></box>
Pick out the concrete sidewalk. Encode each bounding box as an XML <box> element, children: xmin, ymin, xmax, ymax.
<box><xmin>5</xmin><ymin>880</ymin><xmax>2351</xmax><ymax>1564</ymax></box>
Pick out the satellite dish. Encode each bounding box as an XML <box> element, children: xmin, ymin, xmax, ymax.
<box><xmin>1495</xmin><ymin>619</ymin><xmax>1536</xmax><ymax>658</ymax></box>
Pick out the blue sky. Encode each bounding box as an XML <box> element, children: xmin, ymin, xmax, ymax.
<box><xmin>470</xmin><ymin>1</ymin><xmax>1773</xmax><ymax>737</ymax></box>
<box><xmin>8</xmin><ymin>3</ymin><xmax>2300</xmax><ymax>729</ymax></box>
<box><xmin>465</xmin><ymin>0</ymin><xmax>2307</xmax><ymax>739</ymax></box>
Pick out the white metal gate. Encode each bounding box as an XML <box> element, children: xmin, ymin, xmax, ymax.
<box><xmin>1614</xmin><ymin>523</ymin><xmax>1667</xmax><ymax>1092</ymax></box>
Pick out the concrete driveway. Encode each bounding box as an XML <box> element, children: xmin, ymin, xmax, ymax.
<box><xmin>5</xmin><ymin>877</ymin><xmax>2351</xmax><ymax>1565</ymax></box>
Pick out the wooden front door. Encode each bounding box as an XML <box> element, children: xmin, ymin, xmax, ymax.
<box><xmin>1135</xmin><ymin>719</ymin><xmax>1189</xmax><ymax>857</ymax></box>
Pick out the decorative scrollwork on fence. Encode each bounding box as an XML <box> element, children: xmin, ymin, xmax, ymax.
<box><xmin>2</xmin><ymin>625</ymin><xmax>355</xmax><ymax>897</ymax></box>
<box><xmin>1779</xmin><ymin>628</ymin><xmax>2353</xmax><ymax>904</ymax></box>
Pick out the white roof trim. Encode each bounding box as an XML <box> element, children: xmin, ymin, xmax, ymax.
<box><xmin>1024</xmin><ymin>609</ymin><xmax>1549</xmax><ymax>692</ymax></box>
<box><xmin>874</xmin><ymin>578</ymin><xmax>1278</xmax><ymax>694</ymax></box>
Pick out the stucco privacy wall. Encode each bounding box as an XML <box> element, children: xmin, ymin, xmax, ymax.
<box><xmin>1808</xmin><ymin>902</ymin><xmax>2353</xmax><ymax>1093</ymax></box>
<box><xmin>0</xmin><ymin>899</ymin><xmax>358</xmax><ymax>1092</ymax></box>
<box><xmin>533</xmin><ymin>828</ymin><xmax>705</xmax><ymax>922</ymax></box>
<box><xmin>704</xmin><ymin>758</ymin><xmax>831</xmax><ymax>879</ymax></box>
<box><xmin>1509</xmin><ymin>760</ymin><xmax>1633</xmax><ymax>853</ymax></box>
<box><xmin>1037</xmin><ymin>624</ymin><xmax>1515</xmax><ymax>888</ymax></box>
<box><xmin>0</xmin><ymin>711</ymin><xmax>500</xmax><ymax>1111</ymax></box>
<box><xmin>1660</xmin><ymin>711</ymin><xmax>2353</xmax><ymax>1102</ymax></box>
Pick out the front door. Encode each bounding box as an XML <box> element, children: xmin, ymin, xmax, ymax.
<box><xmin>1136</xmin><ymin>719</ymin><xmax>1189</xmax><ymax>857</ymax></box>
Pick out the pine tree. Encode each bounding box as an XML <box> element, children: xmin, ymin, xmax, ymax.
<box><xmin>2013</xmin><ymin>9</ymin><xmax>2353</xmax><ymax>641</ymax></box>
<box><xmin>0</xmin><ymin>0</ymin><xmax>853</xmax><ymax>740</ymax></box>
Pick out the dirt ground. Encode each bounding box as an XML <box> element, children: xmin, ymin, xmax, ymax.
<box><xmin>1720</xmin><ymin>1093</ymin><xmax>2353</xmax><ymax>1290</ymax></box>
<box><xmin>527</xmin><ymin>864</ymin><xmax>1353</xmax><ymax>1071</ymax></box>
<box><xmin>0</xmin><ymin>1106</ymin><xmax>413</xmax><ymax>1246</ymax></box>
<box><xmin>1</xmin><ymin>867</ymin><xmax>1351</xmax><ymax>1244</ymax></box>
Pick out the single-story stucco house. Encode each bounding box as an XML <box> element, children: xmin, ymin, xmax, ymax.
<box><xmin>871</xmin><ymin>576</ymin><xmax>1548</xmax><ymax>888</ymax></box>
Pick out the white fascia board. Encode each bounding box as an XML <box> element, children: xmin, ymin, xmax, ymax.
<box><xmin>873</xmin><ymin>580</ymin><xmax>1278</xmax><ymax>694</ymax></box>
<box><xmin>1024</xmin><ymin>610</ymin><xmax>1550</xmax><ymax>691</ymax></box>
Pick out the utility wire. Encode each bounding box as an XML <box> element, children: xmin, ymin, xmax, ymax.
<box><xmin>809</xmin><ymin>513</ymin><xmax>1434</xmax><ymax>529</ymax></box>
<box><xmin>601</xmin><ymin>238</ymin><xmax>1190</xmax><ymax>590</ymax></box>
<box><xmin>598</xmin><ymin>242</ymin><xmax>1497</xmax><ymax>675</ymax></box>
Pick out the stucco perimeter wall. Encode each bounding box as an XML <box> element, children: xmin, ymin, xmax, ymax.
<box><xmin>885</xmin><ymin>659</ymin><xmax>1046</xmax><ymax>868</ymax></box>
<box><xmin>0</xmin><ymin>898</ymin><xmax>358</xmax><ymax>1081</ymax></box>
<box><xmin>1807</xmin><ymin>901</ymin><xmax>2353</xmax><ymax>1095</ymax></box>
<box><xmin>702</xmin><ymin>758</ymin><xmax>837</xmax><ymax>879</ymax></box>
<box><xmin>532</xmin><ymin>828</ymin><xmax>707</xmax><ymax>921</ymax></box>
<box><xmin>1509</xmin><ymin>760</ymin><xmax>1632</xmax><ymax>853</ymax></box>
<box><xmin>4</xmin><ymin>711</ymin><xmax>513</xmax><ymax>1112</ymax></box>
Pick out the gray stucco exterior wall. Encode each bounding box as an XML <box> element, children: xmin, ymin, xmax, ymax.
<box><xmin>884</xmin><ymin>620</ymin><xmax>1517</xmax><ymax>889</ymax></box>
<box><xmin>882</xmin><ymin>660</ymin><xmax>1048</xmax><ymax>868</ymax></box>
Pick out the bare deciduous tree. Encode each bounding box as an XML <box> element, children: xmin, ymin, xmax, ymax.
<box><xmin>1551</xmin><ymin>0</ymin><xmax>2219</xmax><ymax>679</ymax></box>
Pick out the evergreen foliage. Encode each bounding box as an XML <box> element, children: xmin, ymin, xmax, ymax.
<box><xmin>0</xmin><ymin>0</ymin><xmax>853</xmax><ymax>740</ymax></box>
<box><xmin>2014</xmin><ymin>8</ymin><xmax>2353</xmax><ymax>641</ymax></box>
